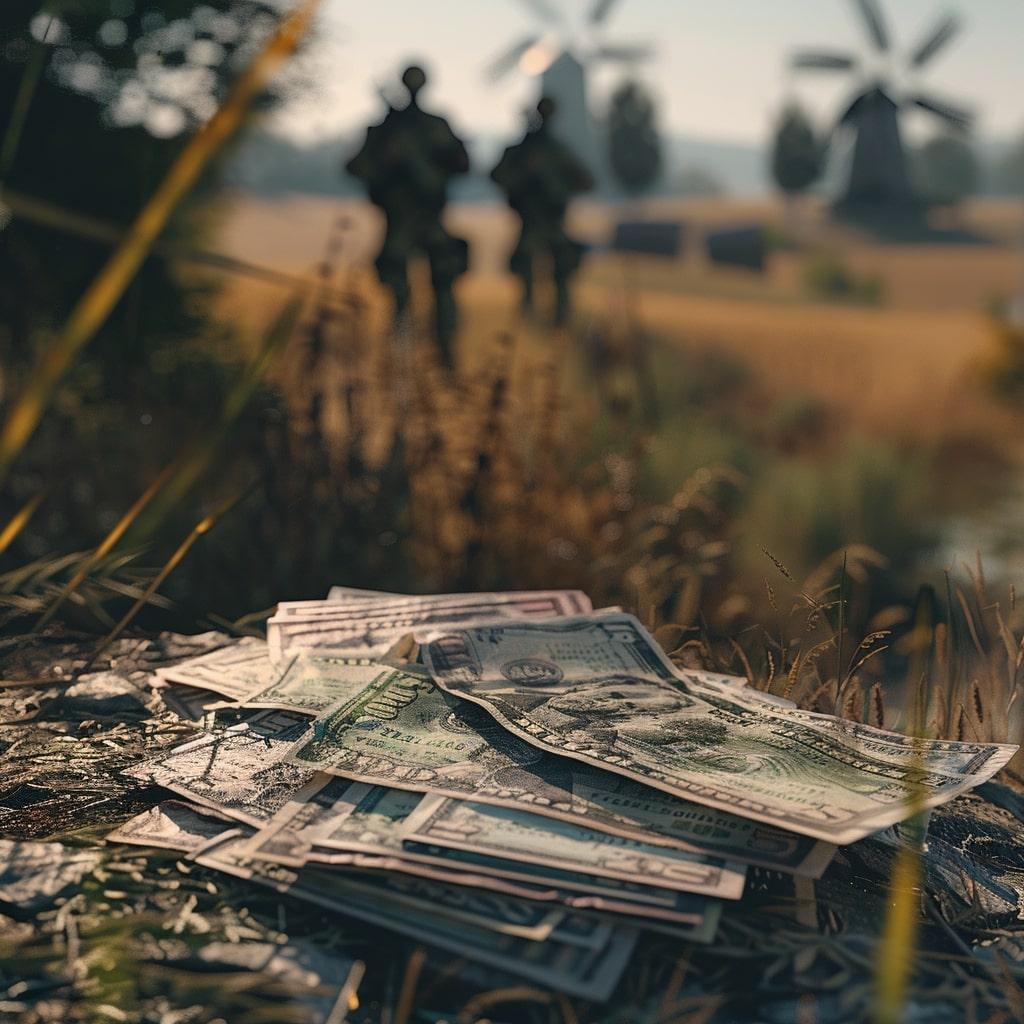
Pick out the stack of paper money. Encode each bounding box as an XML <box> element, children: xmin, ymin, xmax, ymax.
<box><xmin>118</xmin><ymin>587</ymin><xmax>1017</xmax><ymax>1001</ymax></box>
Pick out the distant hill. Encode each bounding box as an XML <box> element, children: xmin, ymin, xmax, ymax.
<box><xmin>220</xmin><ymin>127</ymin><xmax>1022</xmax><ymax>201</ymax></box>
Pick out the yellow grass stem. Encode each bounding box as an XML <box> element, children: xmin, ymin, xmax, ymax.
<box><xmin>34</xmin><ymin>462</ymin><xmax>176</xmax><ymax>630</ymax></box>
<box><xmin>134</xmin><ymin>289</ymin><xmax>304</xmax><ymax>533</ymax></box>
<box><xmin>873</xmin><ymin>754</ymin><xmax>927</xmax><ymax>1024</ymax></box>
<box><xmin>87</xmin><ymin>485</ymin><xmax>254</xmax><ymax>667</ymax></box>
<box><xmin>0</xmin><ymin>489</ymin><xmax>46</xmax><ymax>556</ymax></box>
<box><xmin>2</xmin><ymin>188</ymin><xmax>318</xmax><ymax>292</ymax></box>
<box><xmin>0</xmin><ymin>0</ymin><xmax>323</xmax><ymax>484</ymax></box>
<box><xmin>392</xmin><ymin>947</ymin><xmax>426</xmax><ymax>1024</ymax></box>
<box><xmin>36</xmin><ymin>289</ymin><xmax>300</xmax><ymax>630</ymax></box>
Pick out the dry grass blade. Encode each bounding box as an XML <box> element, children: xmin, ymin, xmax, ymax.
<box><xmin>2</xmin><ymin>188</ymin><xmax>319</xmax><ymax>291</ymax></box>
<box><xmin>85</xmin><ymin>484</ymin><xmax>255</xmax><ymax>667</ymax></box>
<box><xmin>457</xmin><ymin>986</ymin><xmax>558</xmax><ymax>1023</ymax></box>
<box><xmin>392</xmin><ymin>947</ymin><xmax>426</xmax><ymax>1024</ymax></box>
<box><xmin>33</xmin><ymin>463</ymin><xmax>174</xmax><ymax>630</ymax></box>
<box><xmin>0</xmin><ymin>0</ymin><xmax>323</xmax><ymax>484</ymax></box>
<box><xmin>0</xmin><ymin>489</ymin><xmax>46</xmax><ymax>556</ymax></box>
<box><xmin>34</xmin><ymin>291</ymin><xmax>299</xmax><ymax>630</ymax></box>
<box><xmin>137</xmin><ymin>289</ymin><xmax>305</xmax><ymax>534</ymax></box>
<box><xmin>870</xmin><ymin>683</ymin><xmax>885</xmax><ymax>729</ymax></box>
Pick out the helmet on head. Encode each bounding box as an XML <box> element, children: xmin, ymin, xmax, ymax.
<box><xmin>402</xmin><ymin>64</ymin><xmax>427</xmax><ymax>96</ymax></box>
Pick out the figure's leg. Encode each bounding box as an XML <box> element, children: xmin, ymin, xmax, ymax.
<box><xmin>428</xmin><ymin>231</ymin><xmax>468</xmax><ymax>371</ymax></box>
<box><xmin>509</xmin><ymin>230</ymin><xmax>533</xmax><ymax>313</ymax></box>
<box><xmin>552</xmin><ymin>251</ymin><xmax>571</xmax><ymax>327</ymax></box>
<box><xmin>552</xmin><ymin>234</ymin><xmax>585</xmax><ymax>327</ymax></box>
<box><xmin>375</xmin><ymin>217</ymin><xmax>411</xmax><ymax>327</ymax></box>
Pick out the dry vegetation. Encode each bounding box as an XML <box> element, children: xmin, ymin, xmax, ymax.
<box><xmin>4</xmin><ymin>27</ymin><xmax>1024</xmax><ymax>1013</ymax></box>
<box><xmin>213</xmin><ymin>193</ymin><xmax>1024</xmax><ymax>448</ymax></box>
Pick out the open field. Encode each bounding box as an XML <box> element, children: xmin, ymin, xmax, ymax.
<box><xmin>211</xmin><ymin>192</ymin><xmax>1024</xmax><ymax>446</ymax></box>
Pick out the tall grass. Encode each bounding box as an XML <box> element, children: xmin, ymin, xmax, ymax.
<box><xmin>0</xmin><ymin>0</ymin><xmax>323</xmax><ymax>484</ymax></box>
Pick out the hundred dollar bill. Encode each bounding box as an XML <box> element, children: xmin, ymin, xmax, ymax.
<box><xmin>106</xmin><ymin>800</ymin><xmax>241</xmax><ymax>854</ymax></box>
<box><xmin>153</xmin><ymin>639</ymin><xmax>281</xmax><ymax>701</ymax></box>
<box><xmin>126</xmin><ymin>711</ymin><xmax>315</xmax><ymax>826</ymax></box>
<box><xmin>266</xmin><ymin>590</ymin><xmax>592</xmax><ymax>663</ymax></box>
<box><xmin>282</xmin><ymin>666</ymin><xmax>833</xmax><ymax>875</ymax></box>
<box><xmin>245</xmin><ymin>774</ymin><xmax>717</xmax><ymax>927</ymax></box>
<box><xmin>277</xmin><ymin>590</ymin><xmax>593</xmax><ymax>618</ymax></box>
<box><xmin>196</xmin><ymin>833</ymin><xmax>638</xmax><ymax>1001</ymax></box>
<box><xmin>109</xmin><ymin>800</ymin><xmax>612</xmax><ymax>946</ymax></box>
<box><xmin>423</xmin><ymin>613</ymin><xmax>1019</xmax><ymax>844</ymax></box>
<box><xmin>401</xmin><ymin>795</ymin><xmax>746</xmax><ymax>898</ymax></box>
<box><xmin>242</xmin><ymin>655</ymin><xmax>385</xmax><ymax>715</ymax></box>
<box><xmin>158</xmin><ymin>683</ymin><xmax>225</xmax><ymax>722</ymax></box>
<box><xmin>108</xmin><ymin>804</ymin><xmax>613</xmax><ymax>960</ymax></box>
<box><xmin>325</xmin><ymin>585</ymin><xmax>408</xmax><ymax>601</ymax></box>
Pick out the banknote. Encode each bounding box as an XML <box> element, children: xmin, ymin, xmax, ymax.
<box><xmin>158</xmin><ymin>683</ymin><xmax>225</xmax><ymax>721</ymax></box>
<box><xmin>282</xmin><ymin>666</ymin><xmax>833</xmax><ymax>875</ymax></box>
<box><xmin>109</xmin><ymin>801</ymin><xmax>573</xmax><ymax>943</ymax></box>
<box><xmin>106</xmin><ymin>800</ymin><xmax>245</xmax><ymax>854</ymax></box>
<box><xmin>277</xmin><ymin>590</ymin><xmax>593</xmax><ymax>618</ymax></box>
<box><xmin>242</xmin><ymin>655</ymin><xmax>385</xmax><ymax>714</ymax></box>
<box><xmin>126</xmin><ymin>711</ymin><xmax>315</xmax><ymax>826</ymax></box>
<box><xmin>196</xmin><ymin>833</ymin><xmax>638</xmax><ymax>1001</ymax></box>
<box><xmin>423</xmin><ymin>614</ymin><xmax>1019</xmax><ymax>844</ymax></box>
<box><xmin>243</xmin><ymin>775</ymin><xmax>716</xmax><ymax>926</ymax></box>
<box><xmin>401</xmin><ymin>795</ymin><xmax>747</xmax><ymax>898</ymax></box>
<box><xmin>266</xmin><ymin>590</ymin><xmax>593</xmax><ymax>662</ymax></box>
<box><xmin>325</xmin><ymin>586</ymin><xmax>408</xmax><ymax>601</ymax></box>
<box><xmin>154</xmin><ymin>640</ymin><xmax>281</xmax><ymax>701</ymax></box>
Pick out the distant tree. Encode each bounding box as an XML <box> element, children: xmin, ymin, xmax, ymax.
<box><xmin>913</xmin><ymin>134</ymin><xmax>980</xmax><ymax>207</ymax></box>
<box><xmin>606</xmin><ymin>79</ymin><xmax>662</xmax><ymax>195</ymax></box>
<box><xmin>770</xmin><ymin>102</ymin><xmax>824</xmax><ymax>197</ymax></box>
<box><xmin>770</xmin><ymin>102</ymin><xmax>824</xmax><ymax>242</ymax></box>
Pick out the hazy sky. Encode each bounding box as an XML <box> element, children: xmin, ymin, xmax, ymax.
<box><xmin>273</xmin><ymin>0</ymin><xmax>1024</xmax><ymax>146</ymax></box>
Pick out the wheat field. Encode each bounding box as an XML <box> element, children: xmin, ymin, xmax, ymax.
<box><xmin>210</xmin><ymin>192</ymin><xmax>1024</xmax><ymax>447</ymax></box>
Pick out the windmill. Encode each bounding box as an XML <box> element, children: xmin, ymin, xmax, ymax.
<box><xmin>792</xmin><ymin>0</ymin><xmax>973</xmax><ymax>218</ymax></box>
<box><xmin>484</xmin><ymin>0</ymin><xmax>654</xmax><ymax>178</ymax></box>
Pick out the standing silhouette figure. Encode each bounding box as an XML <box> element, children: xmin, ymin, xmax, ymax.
<box><xmin>346</xmin><ymin>65</ymin><xmax>469</xmax><ymax>367</ymax></box>
<box><xmin>491</xmin><ymin>97</ymin><xmax>595</xmax><ymax>326</ymax></box>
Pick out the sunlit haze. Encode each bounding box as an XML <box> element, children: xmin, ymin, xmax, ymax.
<box><xmin>271</xmin><ymin>0</ymin><xmax>1024</xmax><ymax>146</ymax></box>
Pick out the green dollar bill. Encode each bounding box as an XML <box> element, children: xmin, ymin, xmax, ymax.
<box><xmin>283</xmin><ymin>667</ymin><xmax>833</xmax><ymax>875</ymax></box>
<box><xmin>423</xmin><ymin>613</ymin><xmax>1018</xmax><ymax>844</ymax></box>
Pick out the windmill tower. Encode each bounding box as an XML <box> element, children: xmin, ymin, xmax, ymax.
<box><xmin>792</xmin><ymin>0</ymin><xmax>972</xmax><ymax>219</ymax></box>
<box><xmin>484</xmin><ymin>0</ymin><xmax>653</xmax><ymax>180</ymax></box>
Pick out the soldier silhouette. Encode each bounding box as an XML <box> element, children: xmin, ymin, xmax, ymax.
<box><xmin>345</xmin><ymin>64</ymin><xmax>469</xmax><ymax>368</ymax></box>
<box><xmin>491</xmin><ymin>97</ymin><xmax>595</xmax><ymax>326</ymax></box>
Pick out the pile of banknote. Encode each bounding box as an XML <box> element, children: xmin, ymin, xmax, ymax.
<box><xmin>117</xmin><ymin>587</ymin><xmax>1017</xmax><ymax>1001</ymax></box>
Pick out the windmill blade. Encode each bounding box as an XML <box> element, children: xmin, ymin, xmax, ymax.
<box><xmin>484</xmin><ymin>34</ymin><xmax>543</xmax><ymax>81</ymax></box>
<box><xmin>515</xmin><ymin>0</ymin><xmax>561</xmax><ymax>26</ymax></box>
<box><xmin>909</xmin><ymin>93</ymin><xmax>974</xmax><ymax>132</ymax></box>
<box><xmin>791</xmin><ymin>50</ymin><xmax>859</xmax><ymax>71</ymax></box>
<box><xmin>837</xmin><ymin>92</ymin><xmax>866</xmax><ymax>128</ymax></box>
<box><xmin>593</xmin><ymin>43</ymin><xmax>655</xmax><ymax>62</ymax></box>
<box><xmin>589</xmin><ymin>0</ymin><xmax>621</xmax><ymax>25</ymax></box>
<box><xmin>851</xmin><ymin>0</ymin><xmax>891</xmax><ymax>51</ymax></box>
<box><xmin>909</xmin><ymin>13</ymin><xmax>962</xmax><ymax>68</ymax></box>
